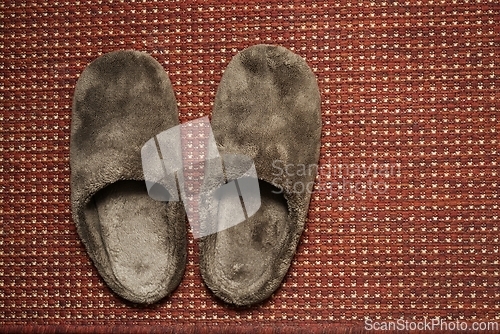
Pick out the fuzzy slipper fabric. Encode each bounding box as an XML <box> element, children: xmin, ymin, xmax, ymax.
<box><xmin>70</xmin><ymin>50</ymin><xmax>186</xmax><ymax>304</ymax></box>
<box><xmin>199</xmin><ymin>45</ymin><xmax>322</xmax><ymax>306</ymax></box>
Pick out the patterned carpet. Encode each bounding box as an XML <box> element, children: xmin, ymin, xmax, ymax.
<box><xmin>1</xmin><ymin>0</ymin><xmax>499</xmax><ymax>332</ymax></box>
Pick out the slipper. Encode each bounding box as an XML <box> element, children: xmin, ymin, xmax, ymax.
<box><xmin>199</xmin><ymin>44</ymin><xmax>322</xmax><ymax>306</ymax></box>
<box><xmin>70</xmin><ymin>50</ymin><xmax>186</xmax><ymax>304</ymax></box>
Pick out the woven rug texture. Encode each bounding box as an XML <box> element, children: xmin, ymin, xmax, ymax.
<box><xmin>1</xmin><ymin>0</ymin><xmax>499</xmax><ymax>332</ymax></box>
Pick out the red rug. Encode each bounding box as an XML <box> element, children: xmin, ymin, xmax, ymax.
<box><xmin>1</xmin><ymin>0</ymin><xmax>499</xmax><ymax>332</ymax></box>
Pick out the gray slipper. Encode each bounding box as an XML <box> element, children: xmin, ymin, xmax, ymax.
<box><xmin>199</xmin><ymin>45</ymin><xmax>321</xmax><ymax>306</ymax></box>
<box><xmin>70</xmin><ymin>50</ymin><xmax>186</xmax><ymax>304</ymax></box>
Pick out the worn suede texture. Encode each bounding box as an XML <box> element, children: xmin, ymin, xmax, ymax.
<box><xmin>199</xmin><ymin>45</ymin><xmax>322</xmax><ymax>306</ymax></box>
<box><xmin>70</xmin><ymin>50</ymin><xmax>187</xmax><ymax>304</ymax></box>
